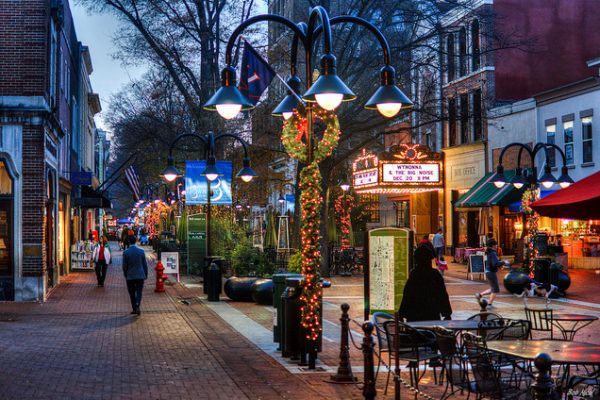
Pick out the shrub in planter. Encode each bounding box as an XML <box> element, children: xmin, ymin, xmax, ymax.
<box><xmin>287</xmin><ymin>250</ymin><xmax>302</xmax><ymax>274</ymax></box>
<box><xmin>231</xmin><ymin>239</ymin><xmax>275</xmax><ymax>277</ymax></box>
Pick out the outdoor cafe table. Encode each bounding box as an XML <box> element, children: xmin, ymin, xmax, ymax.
<box><xmin>486</xmin><ymin>340</ymin><xmax>600</xmax><ymax>388</ymax></box>
<box><xmin>407</xmin><ymin>319</ymin><xmax>481</xmax><ymax>331</ymax></box>
<box><xmin>541</xmin><ymin>312</ymin><xmax>598</xmax><ymax>341</ymax></box>
<box><xmin>453</xmin><ymin>247</ymin><xmax>485</xmax><ymax>264</ymax></box>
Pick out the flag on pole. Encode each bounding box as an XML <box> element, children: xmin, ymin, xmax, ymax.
<box><xmin>239</xmin><ymin>41</ymin><xmax>276</xmax><ymax>105</ymax></box>
<box><xmin>124</xmin><ymin>164</ymin><xmax>141</xmax><ymax>201</ymax></box>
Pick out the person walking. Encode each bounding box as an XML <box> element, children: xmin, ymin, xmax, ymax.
<box><xmin>92</xmin><ymin>236</ymin><xmax>111</xmax><ymax>287</ymax></box>
<box><xmin>475</xmin><ymin>239</ymin><xmax>505</xmax><ymax>308</ymax></box>
<box><xmin>432</xmin><ymin>228</ymin><xmax>444</xmax><ymax>262</ymax></box>
<box><xmin>121</xmin><ymin>226</ymin><xmax>130</xmax><ymax>250</ymax></box>
<box><xmin>122</xmin><ymin>236</ymin><xmax>148</xmax><ymax>316</ymax></box>
<box><xmin>399</xmin><ymin>239</ymin><xmax>452</xmax><ymax>321</ymax></box>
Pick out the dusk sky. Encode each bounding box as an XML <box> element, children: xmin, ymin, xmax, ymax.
<box><xmin>71</xmin><ymin>3</ymin><xmax>147</xmax><ymax>132</ymax></box>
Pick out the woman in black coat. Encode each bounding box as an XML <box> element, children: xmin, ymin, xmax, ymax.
<box><xmin>398</xmin><ymin>240</ymin><xmax>453</xmax><ymax>321</ymax></box>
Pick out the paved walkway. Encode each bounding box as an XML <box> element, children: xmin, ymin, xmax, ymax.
<box><xmin>0</xmin><ymin>246</ymin><xmax>358</xmax><ymax>400</ymax></box>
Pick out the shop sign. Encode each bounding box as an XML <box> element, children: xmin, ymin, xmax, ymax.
<box><xmin>353</xmin><ymin>169</ymin><xmax>378</xmax><ymax>186</ymax></box>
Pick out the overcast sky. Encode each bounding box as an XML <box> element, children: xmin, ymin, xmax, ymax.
<box><xmin>70</xmin><ymin>3</ymin><xmax>147</xmax><ymax>132</ymax></box>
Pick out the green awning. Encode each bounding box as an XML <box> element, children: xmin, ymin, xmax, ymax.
<box><xmin>454</xmin><ymin>170</ymin><xmax>524</xmax><ymax>209</ymax></box>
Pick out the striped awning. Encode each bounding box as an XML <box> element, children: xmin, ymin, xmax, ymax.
<box><xmin>454</xmin><ymin>170</ymin><xmax>524</xmax><ymax>209</ymax></box>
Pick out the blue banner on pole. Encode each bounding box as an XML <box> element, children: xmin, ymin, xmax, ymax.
<box><xmin>185</xmin><ymin>160</ymin><xmax>232</xmax><ymax>205</ymax></box>
<box><xmin>285</xmin><ymin>194</ymin><xmax>295</xmax><ymax>214</ymax></box>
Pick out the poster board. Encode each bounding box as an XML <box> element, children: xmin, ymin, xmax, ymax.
<box><xmin>187</xmin><ymin>213</ymin><xmax>207</xmax><ymax>275</ymax></box>
<box><xmin>365</xmin><ymin>228</ymin><xmax>412</xmax><ymax>317</ymax></box>
<box><xmin>468</xmin><ymin>254</ymin><xmax>486</xmax><ymax>280</ymax></box>
<box><xmin>161</xmin><ymin>251</ymin><xmax>180</xmax><ymax>282</ymax></box>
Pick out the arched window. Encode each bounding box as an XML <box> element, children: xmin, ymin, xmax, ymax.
<box><xmin>471</xmin><ymin>19</ymin><xmax>481</xmax><ymax>71</ymax></box>
<box><xmin>459</xmin><ymin>27</ymin><xmax>467</xmax><ymax>77</ymax></box>
<box><xmin>446</xmin><ymin>34</ymin><xmax>455</xmax><ymax>82</ymax></box>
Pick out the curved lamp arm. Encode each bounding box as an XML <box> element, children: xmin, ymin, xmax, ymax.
<box><xmin>214</xmin><ymin>133</ymin><xmax>251</xmax><ymax>158</ymax></box>
<box><xmin>167</xmin><ymin>133</ymin><xmax>208</xmax><ymax>158</ymax></box>
<box><xmin>307</xmin><ymin>6</ymin><xmax>333</xmax><ymax>54</ymax></box>
<box><xmin>327</xmin><ymin>15</ymin><xmax>391</xmax><ymax>65</ymax></box>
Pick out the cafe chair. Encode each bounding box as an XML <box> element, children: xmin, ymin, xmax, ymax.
<box><xmin>382</xmin><ymin>320</ymin><xmax>440</xmax><ymax>394</ymax></box>
<box><xmin>467</xmin><ymin>311</ymin><xmax>503</xmax><ymax>322</ymax></box>
<box><xmin>477</xmin><ymin>319</ymin><xmax>506</xmax><ymax>341</ymax></box>
<box><xmin>372</xmin><ymin>312</ymin><xmax>394</xmax><ymax>377</ymax></box>
<box><xmin>524</xmin><ymin>307</ymin><xmax>554</xmax><ymax>339</ymax></box>
<box><xmin>567</xmin><ymin>369</ymin><xmax>600</xmax><ymax>397</ymax></box>
<box><xmin>434</xmin><ymin>326</ymin><xmax>476</xmax><ymax>400</ymax></box>
<box><xmin>462</xmin><ymin>332</ymin><xmax>527</xmax><ymax>400</ymax></box>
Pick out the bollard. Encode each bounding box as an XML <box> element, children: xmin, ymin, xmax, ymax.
<box><xmin>330</xmin><ymin>303</ymin><xmax>357</xmax><ymax>383</ymax></box>
<box><xmin>362</xmin><ymin>321</ymin><xmax>376</xmax><ymax>400</ymax></box>
<box><xmin>154</xmin><ymin>260</ymin><xmax>166</xmax><ymax>293</ymax></box>
<box><xmin>478</xmin><ymin>297</ymin><xmax>488</xmax><ymax>312</ymax></box>
<box><xmin>206</xmin><ymin>262</ymin><xmax>221</xmax><ymax>302</ymax></box>
<box><xmin>532</xmin><ymin>353</ymin><xmax>556</xmax><ymax>399</ymax></box>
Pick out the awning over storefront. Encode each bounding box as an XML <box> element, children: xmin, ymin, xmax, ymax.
<box><xmin>73</xmin><ymin>186</ymin><xmax>112</xmax><ymax>209</ymax></box>
<box><xmin>507</xmin><ymin>190</ymin><xmax>556</xmax><ymax>213</ymax></box>
<box><xmin>531</xmin><ymin>171</ymin><xmax>600</xmax><ymax>220</ymax></box>
<box><xmin>454</xmin><ymin>170</ymin><xmax>523</xmax><ymax>209</ymax></box>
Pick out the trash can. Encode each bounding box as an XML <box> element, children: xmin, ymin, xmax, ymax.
<box><xmin>272</xmin><ymin>273</ymin><xmax>303</xmax><ymax>345</ymax></box>
<box><xmin>204</xmin><ymin>257</ymin><xmax>223</xmax><ymax>294</ymax></box>
<box><xmin>205</xmin><ymin>260</ymin><xmax>222</xmax><ymax>302</ymax></box>
<box><xmin>281</xmin><ymin>277</ymin><xmax>303</xmax><ymax>359</ymax></box>
<box><xmin>533</xmin><ymin>258</ymin><xmax>551</xmax><ymax>284</ymax></box>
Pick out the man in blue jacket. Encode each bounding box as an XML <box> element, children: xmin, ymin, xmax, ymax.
<box><xmin>122</xmin><ymin>236</ymin><xmax>148</xmax><ymax>315</ymax></box>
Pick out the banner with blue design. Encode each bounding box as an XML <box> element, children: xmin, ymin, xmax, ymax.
<box><xmin>185</xmin><ymin>160</ymin><xmax>232</xmax><ymax>205</ymax></box>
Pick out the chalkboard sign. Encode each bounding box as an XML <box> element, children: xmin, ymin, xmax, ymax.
<box><xmin>468</xmin><ymin>254</ymin><xmax>486</xmax><ymax>280</ymax></box>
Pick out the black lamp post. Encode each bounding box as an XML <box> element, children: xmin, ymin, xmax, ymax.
<box><xmin>204</xmin><ymin>6</ymin><xmax>413</xmax><ymax>367</ymax></box>
<box><xmin>160</xmin><ymin>131</ymin><xmax>257</xmax><ymax>261</ymax></box>
<box><xmin>492</xmin><ymin>142</ymin><xmax>573</xmax><ymax>190</ymax></box>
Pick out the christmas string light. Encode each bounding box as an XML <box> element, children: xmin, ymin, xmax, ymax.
<box><xmin>335</xmin><ymin>193</ymin><xmax>354</xmax><ymax>250</ymax></box>
<box><xmin>521</xmin><ymin>187</ymin><xmax>540</xmax><ymax>274</ymax></box>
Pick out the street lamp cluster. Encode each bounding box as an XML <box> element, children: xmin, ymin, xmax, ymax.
<box><xmin>492</xmin><ymin>142</ymin><xmax>574</xmax><ymax>190</ymax></box>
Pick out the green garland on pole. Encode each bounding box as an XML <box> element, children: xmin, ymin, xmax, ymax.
<box><xmin>280</xmin><ymin>105</ymin><xmax>341</xmax><ymax>341</ymax></box>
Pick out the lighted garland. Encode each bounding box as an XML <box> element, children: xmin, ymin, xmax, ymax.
<box><xmin>280</xmin><ymin>106</ymin><xmax>341</xmax><ymax>342</ymax></box>
<box><xmin>521</xmin><ymin>187</ymin><xmax>540</xmax><ymax>274</ymax></box>
<box><xmin>334</xmin><ymin>193</ymin><xmax>354</xmax><ymax>250</ymax></box>
<box><xmin>281</xmin><ymin>106</ymin><xmax>340</xmax><ymax>164</ymax></box>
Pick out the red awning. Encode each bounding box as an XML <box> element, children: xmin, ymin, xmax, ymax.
<box><xmin>530</xmin><ymin>171</ymin><xmax>600</xmax><ymax>220</ymax></box>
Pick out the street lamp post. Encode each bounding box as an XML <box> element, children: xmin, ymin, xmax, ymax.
<box><xmin>204</xmin><ymin>6</ymin><xmax>413</xmax><ymax>368</ymax></box>
<box><xmin>492</xmin><ymin>142</ymin><xmax>573</xmax><ymax>271</ymax></box>
<box><xmin>160</xmin><ymin>131</ymin><xmax>257</xmax><ymax>265</ymax></box>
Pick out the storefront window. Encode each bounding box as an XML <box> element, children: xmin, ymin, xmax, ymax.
<box><xmin>563</xmin><ymin>120</ymin><xmax>574</xmax><ymax>165</ymax></box>
<box><xmin>359</xmin><ymin>193</ymin><xmax>380</xmax><ymax>223</ymax></box>
<box><xmin>395</xmin><ymin>200</ymin><xmax>410</xmax><ymax>228</ymax></box>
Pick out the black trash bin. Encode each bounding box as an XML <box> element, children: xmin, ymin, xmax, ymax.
<box><xmin>281</xmin><ymin>277</ymin><xmax>303</xmax><ymax>359</ymax></box>
<box><xmin>533</xmin><ymin>258</ymin><xmax>551</xmax><ymax>284</ymax></box>
<box><xmin>206</xmin><ymin>262</ymin><xmax>222</xmax><ymax>302</ymax></box>
<box><xmin>204</xmin><ymin>257</ymin><xmax>223</xmax><ymax>294</ymax></box>
<box><xmin>272</xmin><ymin>273</ymin><xmax>303</xmax><ymax>345</ymax></box>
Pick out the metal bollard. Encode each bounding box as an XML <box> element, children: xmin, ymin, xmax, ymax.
<box><xmin>330</xmin><ymin>303</ymin><xmax>357</xmax><ymax>383</ymax></box>
<box><xmin>478</xmin><ymin>297</ymin><xmax>488</xmax><ymax>312</ymax></box>
<box><xmin>532</xmin><ymin>353</ymin><xmax>556</xmax><ymax>399</ymax></box>
<box><xmin>206</xmin><ymin>262</ymin><xmax>221</xmax><ymax>302</ymax></box>
<box><xmin>362</xmin><ymin>321</ymin><xmax>376</xmax><ymax>400</ymax></box>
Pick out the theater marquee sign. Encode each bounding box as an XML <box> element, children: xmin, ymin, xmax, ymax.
<box><xmin>352</xmin><ymin>144</ymin><xmax>444</xmax><ymax>194</ymax></box>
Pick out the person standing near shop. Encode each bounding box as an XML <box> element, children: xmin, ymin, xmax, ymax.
<box><xmin>475</xmin><ymin>239</ymin><xmax>505</xmax><ymax>308</ymax></box>
<box><xmin>122</xmin><ymin>236</ymin><xmax>148</xmax><ymax>316</ymax></box>
<box><xmin>92</xmin><ymin>236</ymin><xmax>111</xmax><ymax>287</ymax></box>
<box><xmin>121</xmin><ymin>226</ymin><xmax>130</xmax><ymax>250</ymax></box>
<box><xmin>432</xmin><ymin>228</ymin><xmax>445</xmax><ymax>262</ymax></box>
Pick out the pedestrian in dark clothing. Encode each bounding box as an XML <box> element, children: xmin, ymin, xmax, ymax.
<box><xmin>398</xmin><ymin>240</ymin><xmax>452</xmax><ymax>322</ymax></box>
<box><xmin>122</xmin><ymin>236</ymin><xmax>148</xmax><ymax>315</ymax></box>
<box><xmin>475</xmin><ymin>239</ymin><xmax>505</xmax><ymax>308</ymax></box>
<box><xmin>92</xmin><ymin>236</ymin><xmax>111</xmax><ymax>287</ymax></box>
<box><xmin>121</xmin><ymin>226</ymin><xmax>130</xmax><ymax>250</ymax></box>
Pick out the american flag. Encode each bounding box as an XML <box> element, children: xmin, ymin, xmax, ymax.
<box><xmin>124</xmin><ymin>164</ymin><xmax>140</xmax><ymax>201</ymax></box>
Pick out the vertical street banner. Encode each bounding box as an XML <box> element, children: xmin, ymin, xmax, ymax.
<box><xmin>365</xmin><ymin>228</ymin><xmax>412</xmax><ymax>315</ymax></box>
<box><xmin>187</xmin><ymin>213</ymin><xmax>207</xmax><ymax>274</ymax></box>
<box><xmin>185</xmin><ymin>160</ymin><xmax>232</xmax><ymax>205</ymax></box>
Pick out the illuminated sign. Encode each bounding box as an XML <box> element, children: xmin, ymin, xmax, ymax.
<box><xmin>351</xmin><ymin>144</ymin><xmax>444</xmax><ymax>194</ymax></box>
<box><xmin>382</xmin><ymin>163</ymin><xmax>440</xmax><ymax>183</ymax></box>
<box><xmin>354</xmin><ymin>169</ymin><xmax>378</xmax><ymax>186</ymax></box>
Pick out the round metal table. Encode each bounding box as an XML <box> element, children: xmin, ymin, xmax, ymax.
<box><xmin>541</xmin><ymin>313</ymin><xmax>598</xmax><ymax>341</ymax></box>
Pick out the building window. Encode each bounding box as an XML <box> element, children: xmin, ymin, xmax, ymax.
<box><xmin>472</xmin><ymin>89</ymin><xmax>482</xmax><ymax>141</ymax></box>
<box><xmin>460</xmin><ymin>93</ymin><xmax>469</xmax><ymax>144</ymax></box>
<box><xmin>446</xmin><ymin>34</ymin><xmax>455</xmax><ymax>82</ymax></box>
<box><xmin>546</xmin><ymin>124</ymin><xmax>556</xmax><ymax>168</ymax></box>
<box><xmin>448</xmin><ymin>98</ymin><xmax>457</xmax><ymax>146</ymax></box>
<box><xmin>471</xmin><ymin>19</ymin><xmax>481</xmax><ymax>71</ymax></box>
<box><xmin>459</xmin><ymin>27</ymin><xmax>467</xmax><ymax>77</ymax></box>
<box><xmin>359</xmin><ymin>193</ymin><xmax>380</xmax><ymax>223</ymax></box>
<box><xmin>564</xmin><ymin>120</ymin><xmax>574</xmax><ymax>165</ymax></box>
<box><xmin>395</xmin><ymin>200</ymin><xmax>410</xmax><ymax>228</ymax></box>
<box><xmin>582</xmin><ymin>116</ymin><xmax>593</xmax><ymax>163</ymax></box>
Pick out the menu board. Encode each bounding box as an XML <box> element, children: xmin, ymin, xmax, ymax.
<box><xmin>366</xmin><ymin>228</ymin><xmax>412</xmax><ymax>315</ymax></box>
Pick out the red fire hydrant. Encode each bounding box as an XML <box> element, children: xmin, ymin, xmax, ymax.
<box><xmin>155</xmin><ymin>260</ymin><xmax>167</xmax><ymax>293</ymax></box>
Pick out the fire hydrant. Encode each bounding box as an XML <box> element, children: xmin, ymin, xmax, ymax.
<box><xmin>155</xmin><ymin>260</ymin><xmax>167</xmax><ymax>293</ymax></box>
